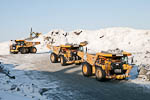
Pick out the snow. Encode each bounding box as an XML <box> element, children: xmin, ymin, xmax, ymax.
<box><xmin>0</xmin><ymin>41</ymin><xmax>10</xmax><ymax>55</ymax></box>
<box><xmin>0</xmin><ymin>91</ymin><xmax>30</xmax><ymax>100</ymax></box>
<box><xmin>0</xmin><ymin>55</ymin><xmax>61</xmax><ymax>100</ymax></box>
<box><xmin>0</xmin><ymin>62</ymin><xmax>45</xmax><ymax>100</ymax></box>
<box><xmin>69</xmin><ymin>28</ymin><xmax>150</xmax><ymax>53</ymax></box>
<box><xmin>32</xmin><ymin>35</ymin><xmax>50</xmax><ymax>53</ymax></box>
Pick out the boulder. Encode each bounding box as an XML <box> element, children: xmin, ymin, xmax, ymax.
<box><xmin>39</xmin><ymin>88</ymin><xmax>49</xmax><ymax>95</ymax></box>
<box><xmin>138</xmin><ymin>66</ymin><xmax>148</xmax><ymax>75</ymax></box>
<box><xmin>10</xmin><ymin>84</ymin><xmax>17</xmax><ymax>90</ymax></box>
<box><xmin>138</xmin><ymin>64</ymin><xmax>150</xmax><ymax>81</ymax></box>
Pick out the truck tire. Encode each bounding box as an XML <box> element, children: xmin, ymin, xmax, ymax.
<box><xmin>50</xmin><ymin>53</ymin><xmax>58</xmax><ymax>63</ymax></box>
<box><xmin>20</xmin><ymin>48</ymin><xmax>27</xmax><ymax>54</ymax></box>
<box><xmin>82</xmin><ymin>62</ymin><xmax>92</xmax><ymax>76</ymax></box>
<box><xmin>95</xmin><ymin>67</ymin><xmax>106</xmax><ymax>81</ymax></box>
<box><xmin>60</xmin><ymin>55</ymin><xmax>67</xmax><ymax>66</ymax></box>
<box><xmin>30</xmin><ymin>47</ymin><xmax>37</xmax><ymax>53</ymax></box>
<box><xmin>25</xmin><ymin>48</ymin><xmax>29</xmax><ymax>53</ymax></box>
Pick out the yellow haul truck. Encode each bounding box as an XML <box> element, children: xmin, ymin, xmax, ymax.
<box><xmin>47</xmin><ymin>42</ymin><xmax>87</xmax><ymax>66</ymax></box>
<box><xmin>77</xmin><ymin>50</ymin><xmax>132</xmax><ymax>81</ymax></box>
<box><xmin>10</xmin><ymin>40</ymin><xmax>40</xmax><ymax>54</ymax></box>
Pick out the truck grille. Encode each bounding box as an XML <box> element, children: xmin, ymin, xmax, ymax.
<box><xmin>111</xmin><ymin>62</ymin><xmax>123</xmax><ymax>74</ymax></box>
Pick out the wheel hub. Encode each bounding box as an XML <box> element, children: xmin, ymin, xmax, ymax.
<box><xmin>83</xmin><ymin>65</ymin><xmax>87</xmax><ymax>74</ymax></box>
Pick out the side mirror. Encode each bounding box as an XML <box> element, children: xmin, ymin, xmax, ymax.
<box><xmin>131</xmin><ymin>56</ymin><xmax>134</xmax><ymax>64</ymax></box>
<box><xmin>86</xmin><ymin>47</ymin><xmax>87</xmax><ymax>53</ymax></box>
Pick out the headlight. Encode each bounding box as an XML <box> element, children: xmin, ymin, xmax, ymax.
<box><xmin>116</xmin><ymin>63</ymin><xmax>119</xmax><ymax>66</ymax></box>
<box><xmin>114</xmin><ymin>69</ymin><xmax>122</xmax><ymax>73</ymax></box>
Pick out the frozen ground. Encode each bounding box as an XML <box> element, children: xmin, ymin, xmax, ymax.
<box><xmin>1</xmin><ymin>54</ymin><xmax>84</xmax><ymax>100</ymax></box>
<box><xmin>0</xmin><ymin>54</ymin><xmax>150</xmax><ymax>100</ymax></box>
<box><xmin>0</xmin><ymin>54</ymin><xmax>59</xmax><ymax>100</ymax></box>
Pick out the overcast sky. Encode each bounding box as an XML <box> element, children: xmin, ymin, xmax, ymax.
<box><xmin>0</xmin><ymin>0</ymin><xmax>150</xmax><ymax>42</ymax></box>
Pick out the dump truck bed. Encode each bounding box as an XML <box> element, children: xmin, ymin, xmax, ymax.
<box><xmin>78</xmin><ymin>51</ymin><xmax>132</xmax><ymax>66</ymax></box>
<box><xmin>25</xmin><ymin>42</ymin><xmax>40</xmax><ymax>47</ymax></box>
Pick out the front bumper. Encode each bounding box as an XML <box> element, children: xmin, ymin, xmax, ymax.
<box><xmin>106</xmin><ymin>74</ymin><xmax>130</xmax><ymax>79</ymax></box>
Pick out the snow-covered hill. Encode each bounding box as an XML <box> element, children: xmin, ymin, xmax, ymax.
<box><xmin>42</xmin><ymin>27</ymin><xmax>150</xmax><ymax>52</ymax></box>
<box><xmin>1</xmin><ymin>27</ymin><xmax>150</xmax><ymax>65</ymax></box>
<box><xmin>33</xmin><ymin>27</ymin><xmax>150</xmax><ymax>65</ymax></box>
<box><xmin>0</xmin><ymin>41</ymin><xmax>10</xmax><ymax>55</ymax></box>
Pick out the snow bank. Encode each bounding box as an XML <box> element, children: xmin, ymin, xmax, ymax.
<box><xmin>32</xmin><ymin>35</ymin><xmax>50</xmax><ymax>53</ymax></box>
<box><xmin>0</xmin><ymin>91</ymin><xmax>30</xmax><ymax>100</ymax></box>
<box><xmin>0</xmin><ymin>41</ymin><xmax>10</xmax><ymax>55</ymax></box>
<box><xmin>0</xmin><ymin>59</ymin><xmax>58</xmax><ymax>100</ymax></box>
<box><xmin>41</xmin><ymin>27</ymin><xmax>150</xmax><ymax>53</ymax></box>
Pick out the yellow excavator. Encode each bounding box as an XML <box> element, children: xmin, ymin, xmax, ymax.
<box><xmin>25</xmin><ymin>28</ymin><xmax>42</xmax><ymax>40</ymax></box>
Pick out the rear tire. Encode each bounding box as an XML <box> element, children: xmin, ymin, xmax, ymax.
<box><xmin>20</xmin><ymin>48</ymin><xmax>27</xmax><ymax>54</ymax></box>
<box><xmin>50</xmin><ymin>53</ymin><xmax>58</xmax><ymax>63</ymax></box>
<box><xmin>30</xmin><ymin>47</ymin><xmax>37</xmax><ymax>53</ymax></box>
<box><xmin>95</xmin><ymin>67</ymin><xmax>106</xmax><ymax>81</ymax></box>
<box><xmin>60</xmin><ymin>55</ymin><xmax>67</xmax><ymax>66</ymax></box>
<box><xmin>82</xmin><ymin>62</ymin><xmax>92</xmax><ymax>77</ymax></box>
<box><xmin>25</xmin><ymin>48</ymin><xmax>29</xmax><ymax>53</ymax></box>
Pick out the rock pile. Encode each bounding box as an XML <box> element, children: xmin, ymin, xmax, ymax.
<box><xmin>0</xmin><ymin>62</ymin><xmax>15</xmax><ymax>79</ymax></box>
<box><xmin>138</xmin><ymin>64</ymin><xmax>150</xmax><ymax>81</ymax></box>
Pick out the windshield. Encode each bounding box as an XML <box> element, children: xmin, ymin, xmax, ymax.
<box><xmin>111</xmin><ymin>56</ymin><xmax>128</xmax><ymax>64</ymax></box>
<box><xmin>16</xmin><ymin>41</ymin><xmax>25</xmax><ymax>46</ymax></box>
<box><xmin>79</xmin><ymin>47</ymin><xmax>84</xmax><ymax>51</ymax></box>
<box><xmin>121</xmin><ymin>56</ymin><xmax>128</xmax><ymax>64</ymax></box>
